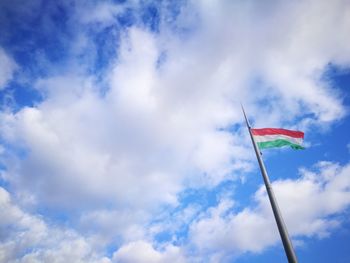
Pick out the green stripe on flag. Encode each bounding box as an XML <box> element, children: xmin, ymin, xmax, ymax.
<box><xmin>257</xmin><ymin>139</ymin><xmax>305</xmax><ymax>150</ymax></box>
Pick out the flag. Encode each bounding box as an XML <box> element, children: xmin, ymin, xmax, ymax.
<box><xmin>251</xmin><ymin>128</ymin><xmax>304</xmax><ymax>150</ymax></box>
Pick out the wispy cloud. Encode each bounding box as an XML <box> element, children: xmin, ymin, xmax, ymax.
<box><xmin>0</xmin><ymin>48</ymin><xmax>17</xmax><ymax>90</ymax></box>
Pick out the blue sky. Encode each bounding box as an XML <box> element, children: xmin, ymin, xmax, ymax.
<box><xmin>0</xmin><ymin>0</ymin><xmax>350</xmax><ymax>262</ymax></box>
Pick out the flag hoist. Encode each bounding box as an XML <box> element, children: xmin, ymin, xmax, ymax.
<box><xmin>242</xmin><ymin>105</ymin><xmax>302</xmax><ymax>263</ymax></box>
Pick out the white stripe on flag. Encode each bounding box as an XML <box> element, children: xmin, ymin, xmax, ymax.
<box><xmin>253</xmin><ymin>134</ymin><xmax>303</xmax><ymax>145</ymax></box>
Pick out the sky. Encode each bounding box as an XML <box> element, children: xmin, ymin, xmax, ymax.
<box><xmin>0</xmin><ymin>0</ymin><xmax>350</xmax><ymax>262</ymax></box>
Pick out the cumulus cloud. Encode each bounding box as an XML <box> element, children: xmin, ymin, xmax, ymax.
<box><xmin>189</xmin><ymin>161</ymin><xmax>350</xmax><ymax>262</ymax></box>
<box><xmin>1</xmin><ymin>0</ymin><xmax>348</xmax><ymax>209</ymax></box>
<box><xmin>0</xmin><ymin>187</ymin><xmax>110</xmax><ymax>263</ymax></box>
<box><xmin>0</xmin><ymin>26</ymin><xmax>248</xmax><ymax>212</ymax></box>
<box><xmin>0</xmin><ymin>0</ymin><xmax>350</xmax><ymax>261</ymax></box>
<box><xmin>192</xmin><ymin>0</ymin><xmax>349</xmax><ymax>126</ymax></box>
<box><xmin>112</xmin><ymin>240</ymin><xmax>185</xmax><ymax>263</ymax></box>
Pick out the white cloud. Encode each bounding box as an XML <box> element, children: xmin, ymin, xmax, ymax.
<box><xmin>0</xmin><ymin>187</ymin><xmax>110</xmax><ymax>263</ymax></box>
<box><xmin>2</xmin><ymin>0</ymin><xmax>348</xmax><ymax>212</ymax></box>
<box><xmin>189</xmin><ymin>161</ymin><xmax>350</xmax><ymax>262</ymax></box>
<box><xmin>0</xmin><ymin>48</ymin><xmax>17</xmax><ymax>90</ymax></box>
<box><xmin>112</xmin><ymin>240</ymin><xmax>186</xmax><ymax>263</ymax></box>
<box><xmin>79</xmin><ymin>209</ymin><xmax>149</xmax><ymax>244</ymax></box>
<box><xmin>0</xmin><ymin>26</ymin><xmax>250</xmax><ymax>212</ymax></box>
<box><xmin>187</xmin><ymin>0</ymin><xmax>349</xmax><ymax>126</ymax></box>
<box><xmin>0</xmin><ymin>0</ymin><xmax>350</xmax><ymax>261</ymax></box>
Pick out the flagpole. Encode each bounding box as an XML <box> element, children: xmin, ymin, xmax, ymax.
<box><xmin>241</xmin><ymin>105</ymin><xmax>298</xmax><ymax>263</ymax></box>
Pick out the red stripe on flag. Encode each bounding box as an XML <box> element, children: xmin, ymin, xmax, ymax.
<box><xmin>251</xmin><ymin>128</ymin><xmax>304</xmax><ymax>138</ymax></box>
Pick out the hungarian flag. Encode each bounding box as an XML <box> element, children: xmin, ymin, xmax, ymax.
<box><xmin>251</xmin><ymin>128</ymin><xmax>304</xmax><ymax>150</ymax></box>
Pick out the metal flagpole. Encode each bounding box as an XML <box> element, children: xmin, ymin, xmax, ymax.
<box><xmin>241</xmin><ymin>105</ymin><xmax>298</xmax><ymax>263</ymax></box>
